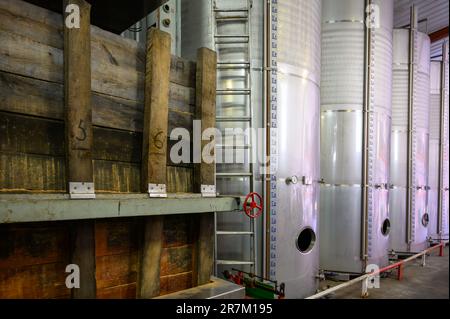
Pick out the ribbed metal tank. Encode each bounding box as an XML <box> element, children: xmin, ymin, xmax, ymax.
<box><xmin>319</xmin><ymin>0</ymin><xmax>393</xmax><ymax>273</ymax></box>
<box><xmin>428</xmin><ymin>57</ymin><xmax>449</xmax><ymax>240</ymax></box>
<box><xmin>389</xmin><ymin>29</ymin><xmax>431</xmax><ymax>253</ymax></box>
<box><xmin>273</xmin><ymin>0</ymin><xmax>322</xmax><ymax>298</ymax></box>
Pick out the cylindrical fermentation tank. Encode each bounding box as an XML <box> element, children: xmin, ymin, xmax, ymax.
<box><xmin>428</xmin><ymin>46</ymin><xmax>449</xmax><ymax>241</ymax></box>
<box><xmin>181</xmin><ymin>0</ymin><xmax>322</xmax><ymax>298</ymax></box>
<box><xmin>389</xmin><ymin>25</ymin><xmax>431</xmax><ymax>253</ymax></box>
<box><xmin>272</xmin><ymin>0</ymin><xmax>322</xmax><ymax>298</ymax></box>
<box><xmin>320</xmin><ymin>0</ymin><xmax>394</xmax><ymax>273</ymax></box>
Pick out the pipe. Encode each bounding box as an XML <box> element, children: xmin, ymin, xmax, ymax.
<box><xmin>406</xmin><ymin>6</ymin><xmax>417</xmax><ymax>248</ymax></box>
<box><xmin>437</xmin><ymin>42</ymin><xmax>448</xmax><ymax>237</ymax></box>
<box><xmin>361</xmin><ymin>0</ymin><xmax>373</xmax><ymax>264</ymax></box>
<box><xmin>306</xmin><ymin>243</ymin><xmax>445</xmax><ymax>299</ymax></box>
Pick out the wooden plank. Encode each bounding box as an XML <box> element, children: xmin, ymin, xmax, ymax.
<box><xmin>0</xmin><ymin>71</ymin><xmax>194</xmax><ymax>133</ymax></box>
<box><xmin>0</xmin><ymin>0</ymin><xmax>63</xmax><ymax>49</ymax></box>
<box><xmin>141</xmin><ymin>28</ymin><xmax>171</xmax><ymax>192</ymax></box>
<box><xmin>96</xmin><ymin>283</ymin><xmax>136</xmax><ymax>299</ymax></box>
<box><xmin>0</xmin><ymin>1</ymin><xmax>196</xmax><ymax>91</ymax></box>
<box><xmin>159</xmin><ymin>272</ymin><xmax>193</xmax><ymax>296</ymax></box>
<box><xmin>63</xmin><ymin>0</ymin><xmax>93</xmax><ymax>184</ymax></box>
<box><xmin>0</xmin><ymin>224</ymin><xmax>70</xmax><ymax>269</ymax></box>
<box><xmin>137</xmin><ymin>216</ymin><xmax>164</xmax><ymax>299</ymax></box>
<box><xmin>195</xmin><ymin>48</ymin><xmax>217</xmax><ymax>191</ymax></box>
<box><xmin>63</xmin><ymin>0</ymin><xmax>96</xmax><ymax>299</ymax></box>
<box><xmin>195</xmin><ymin>213</ymin><xmax>215</xmax><ymax>286</ymax></box>
<box><xmin>0</xmin><ymin>112</ymin><xmax>64</xmax><ymax>157</ymax></box>
<box><xmin>69</xmin><ymin>221</ymin><xmax>96</xmax><ymax>299</ymax></box>
<box><xmin>0</xmin><ymin>153</ymin><xmax>66</xmax><ymax>192</ymax></box>
<box><xmin>162</xmin><ymin>215</ymin><xmax>194</xmax><ymax>248</ymax></box>
<box><xmin>0</xmin><ymin>262</ymin><xmax>70</xmax><ymax>298</ymax></box>
<box><xmin>160</xmin><ymin>245</ymin><xmax>193</xmax><ymax>277</ymax></box>
<box><xmin>95</xmin><ymin>219</ymin><xmax>138</xmax><ymax>257</ymax></box>
<box><xmin>190</xmin><ymin>49</ymin><xmax>216</xmax><ymax>287</ymax></box>
<box><xmin>167</xmin><ymin>166</ymin><xmax>194</xmax><ymax>193</ymax></box>
<box><xmin>95</xmin><ymin>252</ymin><xmax>138</xmax><ymax>289</ymax></box>
<box><xmin>0</xmin><ymin>154</ymin><xmax>193</xmax><ymax>193</ymax></box>
<box><xmin>93</xmin><ymin>160</ymin><xmax>140</xmax><ymax>193</ymax></box>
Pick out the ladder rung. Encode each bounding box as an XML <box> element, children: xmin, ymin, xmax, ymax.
<box><xmin>216</xmin><ymin>261</ymin><xmax>255</xmax><ymax>266</ymax></box>
<box><xmin>216</xmin><ymin>231</ymin><xmax>254</xmax><ymax>235</ymax></box>
<box><xmin>214</xmin><ymin>9</ymin><xmax>249</xmax><ymax>13</ymax></box>
<box><xmin>216</xmin><ymin>17</ymin><xmax>249</xmax><ymax>22</ymax></box>
<box><xmin>216</xmin><ymin>144</ymin><xmax>252</xmax><ymax>149</ymax></box>
<box><xmin>216</xmin><ymin>89</ymin><xmax>251</xmax><ymax>96</ymax></box>
<box><xmin>216</xmin><ymin>116</ymin><xmax>252</xmax><ymax>122</ymax></box>
<box><xmin>216</xmin><ymin>41</ymin><xmax>249</xmax><ymax>45</ymax></box>
<box><xmin>215</xmin><ymin>35</ymin><xmax>249</xmax><ymax>38</ymax></box>
<box><xmin>216</xmin><ymin>172</ymin><xmax>253</xmax><ymax>177</ymax></box>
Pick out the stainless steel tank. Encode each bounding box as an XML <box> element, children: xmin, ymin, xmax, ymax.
<box><xmin>271</xmin><ymin>0</ymin><xmax>322</xmax><ymax>298</ymax></box>
<box><xmin>389</xmin><ymin>27</ymin><xmax>431</xmax><ymax>253</ymax></box>
<box><xmin>320</xmin><ymin>0</ymin><xmax>393</xmax><ymax>273</ymax></box>
<box><xmin>428</xmin><ymin>47</ymin><xmax>449</xmax><ymax>240</ymax></box>
<box><xmin>181</xmin><ymin>0</ymin><xmax>322</xmax><ymax>298</ymax></box>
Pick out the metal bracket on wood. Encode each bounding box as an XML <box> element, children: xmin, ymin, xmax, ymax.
<box><xmin>148</xmin><ymin>184</ymin><xmax>167</xmax><ymax>198</ymax></box>
<box><xmin>69</xmin><ymin>182</ymin><xmax>96</xmax><ymax>200</ymax></box>
<box><xmin>201</xmin><ymin>185</ymin><xmax>216</xmax><ymax>198</ymax></box>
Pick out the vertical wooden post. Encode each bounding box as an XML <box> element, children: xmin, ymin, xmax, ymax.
<box><xmin>63</xmin><ymin>0</ymin><xmax>96</xmax><ymax>299</ymax></box>
<box><xmin>195</xmin><ymin>213</ymin><xmax>215</xmax><ymax>286</ymax></box>
<box><xmin>137</xmin><ymin>216</ymin><xmax>164</xmax><ymax>298</ymax></box>
<box><xmin>141</xmin><ymin>27</ymin><xmax>171</xmax><ymax>197</ymax></box>
<box><xmin>136</xmin><ymin>28</ymin><xmax>170</xmax><ymax>299</ymax></box>
<box><xmin>195</xmin><ymin>48</ymin><xmax>217</xmax><ymax>197</ymax></box>
<box><xmin>64</xmin><ymin>0</ymin><xmax>95</xmax><ymax>199</ymax></box>
<box><xmin>193</xmin><ymin>48</ymin><xmax>217</xmax><ymax>286</ymax></box>
<box><xmin>70</xmin><ymin>221</ymin><xmax>96</xmax><ymax>299</ymax></box>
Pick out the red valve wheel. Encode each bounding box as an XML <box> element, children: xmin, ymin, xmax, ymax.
<box><xmin>243</xmin><ymin>192</ymin><xmax>263</xmax><ymax>219</ymax></box>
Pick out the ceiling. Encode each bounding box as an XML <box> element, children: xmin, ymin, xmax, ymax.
<box><xmin>394</xmin><ymin>0</ymin><xmax>449</xmax><ymax>34</ymax></box>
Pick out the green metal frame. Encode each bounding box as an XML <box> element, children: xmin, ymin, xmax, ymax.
<box><xmin>0</xmin><ymin>194</ymin><xmax>243</xmax><ymax>224</ymax></box>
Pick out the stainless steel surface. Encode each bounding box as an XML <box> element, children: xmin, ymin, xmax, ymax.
<box><xmin>155</xmin><ymin>277</ymin><xmax>245</xmax><ymax>299</ymax></box>
<box><xmin>428</xmin><ymin>44</ymin><xmax>449</xmax><ymax>240</ymax></box>
<box><xmin>390</xmin><ymin>26</ymin><xmax>431</xmax><ymax>253</ymax></box>
<box><xmin>181</xmin><ymin>0</ymin><xmax>263</xmax><ymax>279</ymax></box>
<box><xmin>320</xmin><ymin>0</ymin><xmax>393</xmax><ymax>273</ymax></box>
<box><xmin>272</xmin><ymin>0</ymin><xmax>322</xmax><ymax>298</ymax></box>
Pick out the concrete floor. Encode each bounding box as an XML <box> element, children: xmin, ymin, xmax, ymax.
<box><xmin>319</xmin><ymin>246</ymin><xmax>449</xmax><ymax>299</ymax></box>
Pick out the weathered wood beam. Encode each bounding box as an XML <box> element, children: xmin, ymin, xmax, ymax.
<box><xmin>136</xmin><ymin>28</ymin><xmax>171</xmax><ymax>299</ymax></box>
<box><xmin>63</xmin><ymin>0</ymin><xmax>96</xmax><ymax>299</ymax></box>
<box><xmin>63</xmin><ymin>0</ymin><xmax>94</xmax><ymax>199</ymax></box>
<box><xmin>137</xmin><ymin>216</ymin><xmax>164</xmax><ymax>298</ymax></box>
<box><xmin>70</xmin><ymin>220</ymin><xmax>96</xmax><ymax>299</ymax></box>
<box><xmin>194</xmin><ymin>213</ymin><xmax>215</xmax><ymax>286</ymax></box>
<box><xmin>192</xmin><ymin>48</ymin><xmax>217</xmax><ymax>286</ymax></box>
<box><xmin>195</xmin><ymin>48</ymin><xmax>217</xmax><ymax>197</ymax></box>
<box><xmin>141</xmin><ymin>28</ymin><xmax>171</xmax><ymax>197</ymax></box>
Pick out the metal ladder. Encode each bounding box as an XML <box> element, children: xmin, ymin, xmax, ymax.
<box><xmin>212</xmin><ymin>0</ymin><xmax>257</xmax><ymax>276</ymax></box>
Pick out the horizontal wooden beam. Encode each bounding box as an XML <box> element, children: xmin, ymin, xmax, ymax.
<box><xmin>0</xmin><ymin>195</ymin><xmax>242</xmax><ymax>224</ymax></box>
<box><xmin>430</xmin><ymin>27</ymin><xmax>449</xmax><ymax>43</ymax></box>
